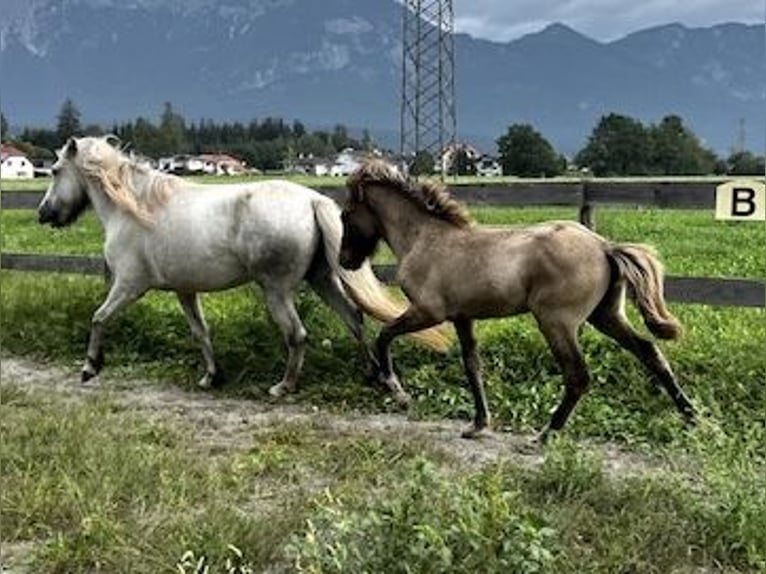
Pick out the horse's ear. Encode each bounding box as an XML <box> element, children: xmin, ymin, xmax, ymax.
<box><xmin>65</xmin><ymin>137</ymin><xmax>78</xmax><ymax>159</ymax></box>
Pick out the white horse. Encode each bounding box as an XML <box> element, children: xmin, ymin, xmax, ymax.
<box><xmin>37</xmin><ymin>136</ymin><xmax>448</xmax><ymax>396</ymax></box>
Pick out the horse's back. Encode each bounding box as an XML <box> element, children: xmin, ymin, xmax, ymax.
<box><xmin>505</xmin><ymin>221</ymin><xmax>612</xmax><ymax>315</ymax></box>
<box><xmin>134</xmin><ymin>180</ymin><xmax>327</xmax><ymax>291</ymax></box>
<box><xmin>403</xmin><ymin>220</ymin><xmax>611</xmax><ymax>320</ymax></box>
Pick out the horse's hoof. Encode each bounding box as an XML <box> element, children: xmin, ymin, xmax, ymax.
<box><xmin>364</xmin><ymin>366</ymin><xmax>379</xmax><ymax>385</ymax></box>
<box><xmin>460</xmin><ymin>423</ymin><xmax>490</xmax><ymax>439</ymax></box>
<box><xmin>211</xmin><ymin>365</ymin><xmax>226</xmax><ymax>387</ymax></box>
<box><xmin>268</xmin><ymin>381</ymin><xmax>294</xmax><ymax>398</ymax></box>
<box><xmin>198</xmin><ymin>369</ymin><xmax>225</xmax><ymax>389</ymax></box>
<box><xmin>534</xmin><ymin>426</ymin><xmax>552</xmax><ymax>445</ymax></box>
<box><xmin>81</xmin><ymin>369</ymin><xmax>97</xmax><ymax>383</ymax></box>
<box><xmin>392</xmin><ymin>390</ymin><xmax>412</xmax><ymax>406</ymax></box>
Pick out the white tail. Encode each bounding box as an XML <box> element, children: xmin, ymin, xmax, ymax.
<box><xmin>313</xmin><ymin>198</ymin><xmax>452</xmax><ymax>352</ymax></box>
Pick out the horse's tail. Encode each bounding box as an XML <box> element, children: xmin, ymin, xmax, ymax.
<box><xmin>312</xmin><ymin>198</ymin><xmax>452</xmax><ymax>353</ymax></box>
<box><xmin>608</xmin><ymin>243</ymin><xmax>682</xmax><ymax>340</ymax></box>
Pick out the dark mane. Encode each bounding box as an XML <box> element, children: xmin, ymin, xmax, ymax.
<box><xmin>347</xmin><ymin>159</ymin><xmax>473</xmax><ymax>228</ymax></box>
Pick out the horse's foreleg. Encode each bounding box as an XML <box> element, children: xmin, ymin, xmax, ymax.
<box><xmin>82</xmin><ymin>281</ymin><xmax>144</xmax><ymax>382</ymax></box>
<box><xmin>264</xmin><ymin>289</ymin><xmax>307</xmax><ymax>397</ymax></box>
<box><xmin>536</xmin><ymin>318</ymin><xmax>590</xmax><ymax>442</ymax></box>
<box><xmin>454</xmin><ymin>318</ymin><xmax>491</xmax><ymax>439</ymax></box>
<box><xmin>177</xmin><ymin>292</ymin><xmax>221</xmax><ymax>388</ymax></box>
<box><xmin>376</xmin><ymin>306</ymin><xmax>440</xmax><ymax>405</ymax></box>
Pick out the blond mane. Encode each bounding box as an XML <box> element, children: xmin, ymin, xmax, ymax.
<box><xmin>71</xmin><ymin>136</ymin><xmax>183</xmax><ymax>225</ymax></box>
<box><xmin>347</xmin><ymin>159</ymin><xmax>473</xmax><ymax>228</ymax></box>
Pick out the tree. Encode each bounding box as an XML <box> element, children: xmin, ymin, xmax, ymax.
<box><xmin>331</xmin><ymin>124</ymin><xmax>352</xmax><ymax>150</ymax></box>
<box><xmin>20</xmin><ymin>126</ymin><xmax>59</xmax><ymax>152</ymax></box>
<box><xmin>361</xmin><ymin>129</ymin><xmax>374</xmax><ymax>152</ymax></box>
<box><xmin>132</xmin><ymin>117</ymin><xmax>163</xmax><ymax>157</ymax></box>
<box><xmin>726</xmin><ymin>151</ymin><xmax>765</xmax><ymax>175</ymax></box>
<box><xmin>1</xmin><ymin>112</ymin><xmax>8</xmax><ymax>140</ymax></box>
<box><xmin>158</xmin><ymin>101</ymin><xmax>186</xmax><ymax>155</ymax></box>
<box><xmin>56</xmin><ymin>98</ymin><xmax>82</xmax><ymax>145</ymax></box>
<box><xmin>497</xmin><ymin>124</ymin><xmax>563</xmax><ymax>177</ymax></box>
<box><xmin>575</xmin><ymin>113</ymin><xmax>650</xmax><ymax>176</ymax></box>
<box><xmin>449</xmin><ymin>148</ymin><xmax>477</xmax><ymax>176</ymax></box>
<box><xmin>291</xmin><ymin>120</ymin><xmax>306</xmax><ymax>139</ymax></box>
<box><xmin>649</xmin><ymin>115</ymin><xmax>716</xmax><ymax>175</ymax></box>
<box><xmin>410</xmin><ymin>150</ymin><xmax>435</xmax><ymax>176</ymax></box>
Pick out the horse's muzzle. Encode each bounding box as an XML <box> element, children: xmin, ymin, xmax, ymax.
<box><xmin>339</xmin><ymin>249</ymin><xmax>362</xmax><ymax>270</ymax></box>
<box><xmin>37</xmin><ymin>202</ymin><xmax>57</xmax><ymax>226</ymax></box>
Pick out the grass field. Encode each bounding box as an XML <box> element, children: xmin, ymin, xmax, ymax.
<box><xmin>1</xmin><ymin>173</ymin><xmax>753</xmax><ymax>192</ymax></box>
<box><xmin>2</xmin><ymin>195</ymin><xmax>765</xmax><ymax>571</ymax></box>
<box><xmin>2</xmin><ymin>204</ymin><xmax>763</xmax><ymax>278</ymax></box>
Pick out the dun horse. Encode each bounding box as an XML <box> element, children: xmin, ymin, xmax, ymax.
<box><xmin>37</xmin><ymin>137</ymin><xmax>448</xmax><ymax>394</ymax></box>
<box><xmin>339</xmin><ymin>160</ymin><xmax>696</xmax><ymax>440</ymax></box>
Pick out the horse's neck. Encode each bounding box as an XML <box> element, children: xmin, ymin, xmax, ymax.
<box><xmin>369</xmin><ymin>189</ymin><xmax>440</xmax><ymax>259</ymax></box>
<box><xmin>85</xmin><ymin>165</ymin><xmax>152</xmax><ymax>230</ymax></box>
<box><xmin>85</xmin><ymin>178</ymin><xmax>121</xmax><ymax>229</ymax></box>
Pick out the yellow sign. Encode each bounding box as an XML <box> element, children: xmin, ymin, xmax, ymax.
<box><xmin>715</xmin><ymin>180</ymin><xmax>766</xmax><ymax>221</ymax></box>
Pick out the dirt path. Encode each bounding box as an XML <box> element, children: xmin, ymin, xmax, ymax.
<box><xmin>1</xmin><ymin>354</ymin><xmax>660</xmax><ymax>476</ymax></box>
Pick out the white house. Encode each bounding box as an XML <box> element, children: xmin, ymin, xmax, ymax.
<box><xmin>1</xmin><ymin>144</ymin><xmax>35</xmax><ymax>179</ymax></box>
<box><xmin>199</xmin><ymin>153</ymin><xmax>247</xmax><ymax>176</ymax></box>
<box><xmin>158</xmin><ymin>154</ymin><xmax>205</xmax><ymax>174</ymax></box>
<box><xmin>476</xmin><ymin>156</ymin><xmax>502</xmax><ymax>177</ymax></box>
<box><xmin>329</xmin><ymin>148</ymin><xmax>363</xmax><ymax>177</ymax></box>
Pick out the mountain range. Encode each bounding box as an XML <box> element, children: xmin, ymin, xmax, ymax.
<box><xmin>1</xmin><ymin>0</ymin><xmax>764</xmax><ymax>156</ymax></box>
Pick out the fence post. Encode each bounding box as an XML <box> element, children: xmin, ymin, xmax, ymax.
<box><xmin>578</xmin><ymin>179</ymin><xmax>595</xmax><ymax>230</ymax></box>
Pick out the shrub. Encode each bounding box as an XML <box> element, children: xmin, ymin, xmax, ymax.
<box><xmin>285</xmin><ymin>458</ymin><xmax>555</xmax><ymax>573</ymax></box>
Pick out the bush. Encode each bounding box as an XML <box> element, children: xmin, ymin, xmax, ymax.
<box><xmin>285</xmin><ymin>458</ymin><xmax>555</xmax><ymax>573</ymax></box>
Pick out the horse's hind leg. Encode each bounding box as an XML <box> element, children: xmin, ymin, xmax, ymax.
<box><xmin>263</xmin><ymin>287</ymin><xmax>307</xmax><ymax>398</ymax></box>
<box><xmin>588</xmin><ymin>297</ymin><xmax>695</xmax><ymax>422</ymax></box>
<box><xmin>82</xmin><ymin>279</ymin><xmax>145</xmax><ymax>382</ymax></box>
<box><xmin>536</xmin><ymin>317</ymin><xmax>591</xmax><ymax>442</ymax></box>
<box><xmin>177</xmin><ymin>292</ymin><xmax>222</xmax><ymax>388</ymax></box>
<box><xmin>307</xmin><ymin>266</ymin><xmax>379</xmax><ymax>380</ymax></box>
<box><xmin>454</xmin><ymin>318</ymin><xmax>491</xmax><ymax>439</ymax></box>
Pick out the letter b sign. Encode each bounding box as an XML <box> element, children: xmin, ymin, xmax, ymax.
<box><xmin>715</xmin><ymin>181</ymin><xmax>765</xmax><ymax>221</ymax></box>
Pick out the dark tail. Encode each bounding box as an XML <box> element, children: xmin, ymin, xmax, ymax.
<box><xmin>608</xmin><ymin>243</ymin><xmax>681</xmax><ymax>340</ymax></box>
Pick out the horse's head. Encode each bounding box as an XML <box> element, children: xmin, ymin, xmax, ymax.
<box><xmin>38</xmin><ymin>137</ymin><xmax>90</xmax><ymax>227</ymax></box>
<box><xmin>339</xmin><ymin>190</ymin><xmax>382</xmax><ymax>270</ymax></box>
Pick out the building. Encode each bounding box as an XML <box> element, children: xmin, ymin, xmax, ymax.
<box><xmin>1</xmin><ymin>144</ymin><xmax>35</xmax><ymax>179</ymax></box>
<box><xmin>199</xmin><ymin>153</ymin><xmax>247</xmax><ymax>176</ymax></box>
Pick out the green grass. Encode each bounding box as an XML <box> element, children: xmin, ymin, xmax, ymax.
<box><xmin>1</xmin><ymin>271</ymin><xmax>763</xmax><ymax>446</ymax></box>
<box><xmin>4</xmin><ymin>204</ymin><xmax>762</xmax><ymax>278</ymax></box>
<box><xmin>2</xmin><ymin>203</ymin><xmax>764</xmax><ymax>571</ymax></box>
<box><xmin>3</xmin><ymin>387</ymin><xmax>764</xmax><ymax>572</ymax></box>
<box><xmin>0</xmin><ymin>385</ymin><xmax>452</xmax><ymax>573</ymax></box>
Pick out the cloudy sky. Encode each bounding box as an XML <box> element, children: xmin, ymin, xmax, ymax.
<box><xmin>453</xmin><ymin>0</ymin><xmax>764</xmax><ymax>42</ymax></box>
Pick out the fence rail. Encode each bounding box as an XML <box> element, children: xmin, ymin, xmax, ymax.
<box><xmin>1</xmin><ymin>180</ymin><xmax>719</xmax><ymax>210</ymax></box>
<box><xmin>2</xmin><ymin>181</ymin><xmax>763</xmax><ymax>308</ymax></box>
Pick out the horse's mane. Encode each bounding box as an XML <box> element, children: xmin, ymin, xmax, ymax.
<box><xmin>347</xmin><ymin>159</ymin><xmax>473</xmax><ymax>228</ymax></box>
<box><xmin>72</xmin><ymin>136</ymin><xmax>183</xmax><ymax>225</ymax></box>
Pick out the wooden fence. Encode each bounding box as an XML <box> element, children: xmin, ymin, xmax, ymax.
<box><xmin>2</xmin><ymin>181</ymin><xmax>764</xmax><ymax>308</ymax></box>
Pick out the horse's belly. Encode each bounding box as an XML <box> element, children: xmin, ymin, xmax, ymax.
<box><xmin>445</xmin><ymin>277</ymin><xmax>529</xmax><ymax>319</ymax></box>
<box><xmin>155</xmin><ymin>258</ymin><xmax>250</xmax><ymax>292</ymax></box>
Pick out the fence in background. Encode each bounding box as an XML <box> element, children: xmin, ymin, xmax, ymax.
<box><xmin>2</xmin><ymin>181</ymin><xmax>764</xmax><ymax>308</ymax></box>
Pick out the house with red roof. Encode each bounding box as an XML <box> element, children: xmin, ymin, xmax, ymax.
<box><xmin>1</xmin><ymin>144</ymin><xmax>35</xmax><ymax>179</ymax></box>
